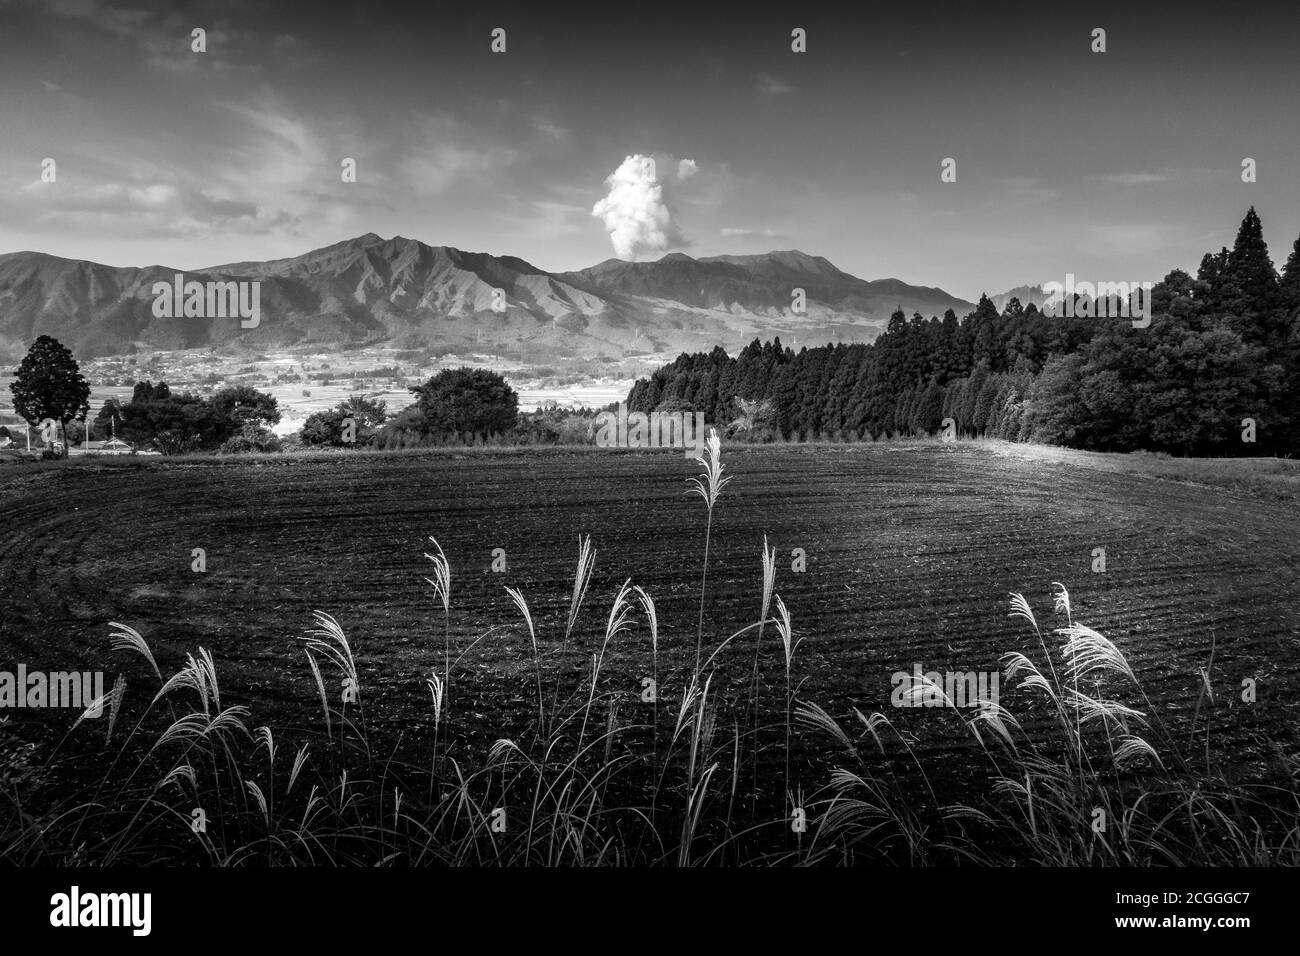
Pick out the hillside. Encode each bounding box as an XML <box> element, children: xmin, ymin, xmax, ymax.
<box><xmin>0</xmin><ymin>236</ymin><xmax>974</xmax><ymax>361</ymax></box>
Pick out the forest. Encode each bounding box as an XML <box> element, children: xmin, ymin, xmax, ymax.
<box><xmin>626</xmin><ymin>208</ymin><xmax>1300</xmax><ymax>456</ymax></box>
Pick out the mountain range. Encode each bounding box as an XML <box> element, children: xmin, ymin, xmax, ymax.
<box><xmin>0</xmin><ymin>234</ymin><xmax>979</xmax><ymax>361</ymax></box>
<box><xmin>988</xmin><ymin>284</ymin><xmax>1054</xmax><ymax>313</ymax></box>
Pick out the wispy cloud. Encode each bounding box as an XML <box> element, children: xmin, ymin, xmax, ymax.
<box><xmin>720</xmin><ymin>226</ymin><xmax>783</xmax><ymax>239</ymax></box>
<box><xmin>1086</xmin><ymin>223</ymin><xmax>1170</xmax><ymax>256</ymax></box>
<box><xmin>756</xmin><ymin>74</ymin><xmax>795</xmax><ymax>95</ymax></box>
<box><xmin>1095</xmin><ymin>171</ymin><xmax>1172</xmax><ymax>186</ymax></box>
<box><xmin>5</xmin><ymin>176</ymin><xmax>290</xmax><ymax>241</ymax></box>
<box><xmin>494</xmin><ymin>198</ymin><xmax>589</xmax><ymax>241</ymax></box>
<box><xmin>400</xmin><ymin>115</ymin><xmax>521</xmax><ymax>196</ymax></box>
<box><xmin>531</xmin><ymin>118</ymin><xmax>569</xmax><ymax>140</ymax></box>
<box><xmin>13</xmin><ymin>0</ymin><xmax>311</xmax><ymax>76</ymax></box>
<box><xmin>1001</xmin><ymin>177</ymin><xmax>1061</xmax><ymax>204</ymax></box>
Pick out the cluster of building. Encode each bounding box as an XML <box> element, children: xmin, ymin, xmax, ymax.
<box><xmin>0</xmin><ymin>413</ymin><xmax>135</xmax><ymax>456</ymax></box>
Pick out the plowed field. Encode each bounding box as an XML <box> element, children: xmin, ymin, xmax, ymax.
<box><xmin>2</xmin><ymin>441</ymin><xmax>1297</xmax><ymax>792</ymax></box>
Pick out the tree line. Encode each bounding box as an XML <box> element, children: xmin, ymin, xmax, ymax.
<box><xmin>626</xmin><ymin>207</ymin><xmax>1300</xmax><ymax>456</ymax></box>
<box><xmin>5</xmin><ymin>340</ymin><xmax>586</xmax><ymax>456</ymax></box>
<box><xmin>8</xmin><ymin>207</ymin><xmax>1296</xmax><ymax>458</ymax></box>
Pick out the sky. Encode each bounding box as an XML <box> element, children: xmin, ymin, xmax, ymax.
<box><xmin>1</xmin><ymin>0</ymin><xmax>1298</xmax><ymax>301</ymax></box>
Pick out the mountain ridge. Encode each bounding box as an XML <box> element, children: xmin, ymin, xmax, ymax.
<box><xmin>0</xmin><ymin>235</ymin><xmax>978</xmax><ymax>361</ymax></box>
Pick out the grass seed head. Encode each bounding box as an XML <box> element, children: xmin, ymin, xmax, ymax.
<box><xmin>424</xmin><ymin>536</ymin><xmax>452</xmax><ymax>614</ymax></box>
<box><xmin>688</xmin><ymin>428</ymin><xmax>731</xmax><ymax>510</ymax></box>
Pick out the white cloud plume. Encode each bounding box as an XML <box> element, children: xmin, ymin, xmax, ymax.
<box><xmin>591</xmin><ymin>153</ymin><xmax>695</xmax><ymax>260</ymax></box>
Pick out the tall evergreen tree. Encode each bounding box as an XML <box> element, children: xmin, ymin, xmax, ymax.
<box><xmin>1278</xmin><ymin>232</ymin><xmax>1300</xmax><ymax>315</ymax></box>
<box><xmin>1220</xmin><ymin>206</ymin><xmax>1280</xmax><ymax>345</ymax></box>
<box><xmin>1194</xmin><ymin>247</ymin><xmax>1230</xmax><ymax>317</ymax></box>
<box><xmin>9</xmin><ymin>336</ymin><xmax>91</xmax><ymax>455</ymax></box>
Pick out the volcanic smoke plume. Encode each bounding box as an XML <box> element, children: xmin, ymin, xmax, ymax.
<box><xmin>592</xmin><ymin>153</ymin><xmax>692</xmax><ymax>260</ymax></box>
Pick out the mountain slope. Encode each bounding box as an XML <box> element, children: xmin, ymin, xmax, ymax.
<box><xmin>989</xmin><ymin>284</ymin><xmax>1053</xmax><ymax>312</ymax></box>
<box><xmin>0</xmin><ymin>236</ymin><xmax>974</xmax><ymax>361</ymax></box>
<box><xmin>561</xmin><ymin>250</ymin><xmax>973</xmax><ymax>320</ymax></box>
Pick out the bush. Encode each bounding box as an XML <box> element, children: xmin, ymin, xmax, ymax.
<box><xmin>218</xmin><ymin>423</ymin><xmax>282</xmax><ymax>455</ymax></box>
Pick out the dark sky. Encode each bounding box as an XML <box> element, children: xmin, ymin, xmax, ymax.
<box><xmin>2</xmin><ymin>0</ymin><xmax>1297</xmax><ymax>299</ymax></box>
